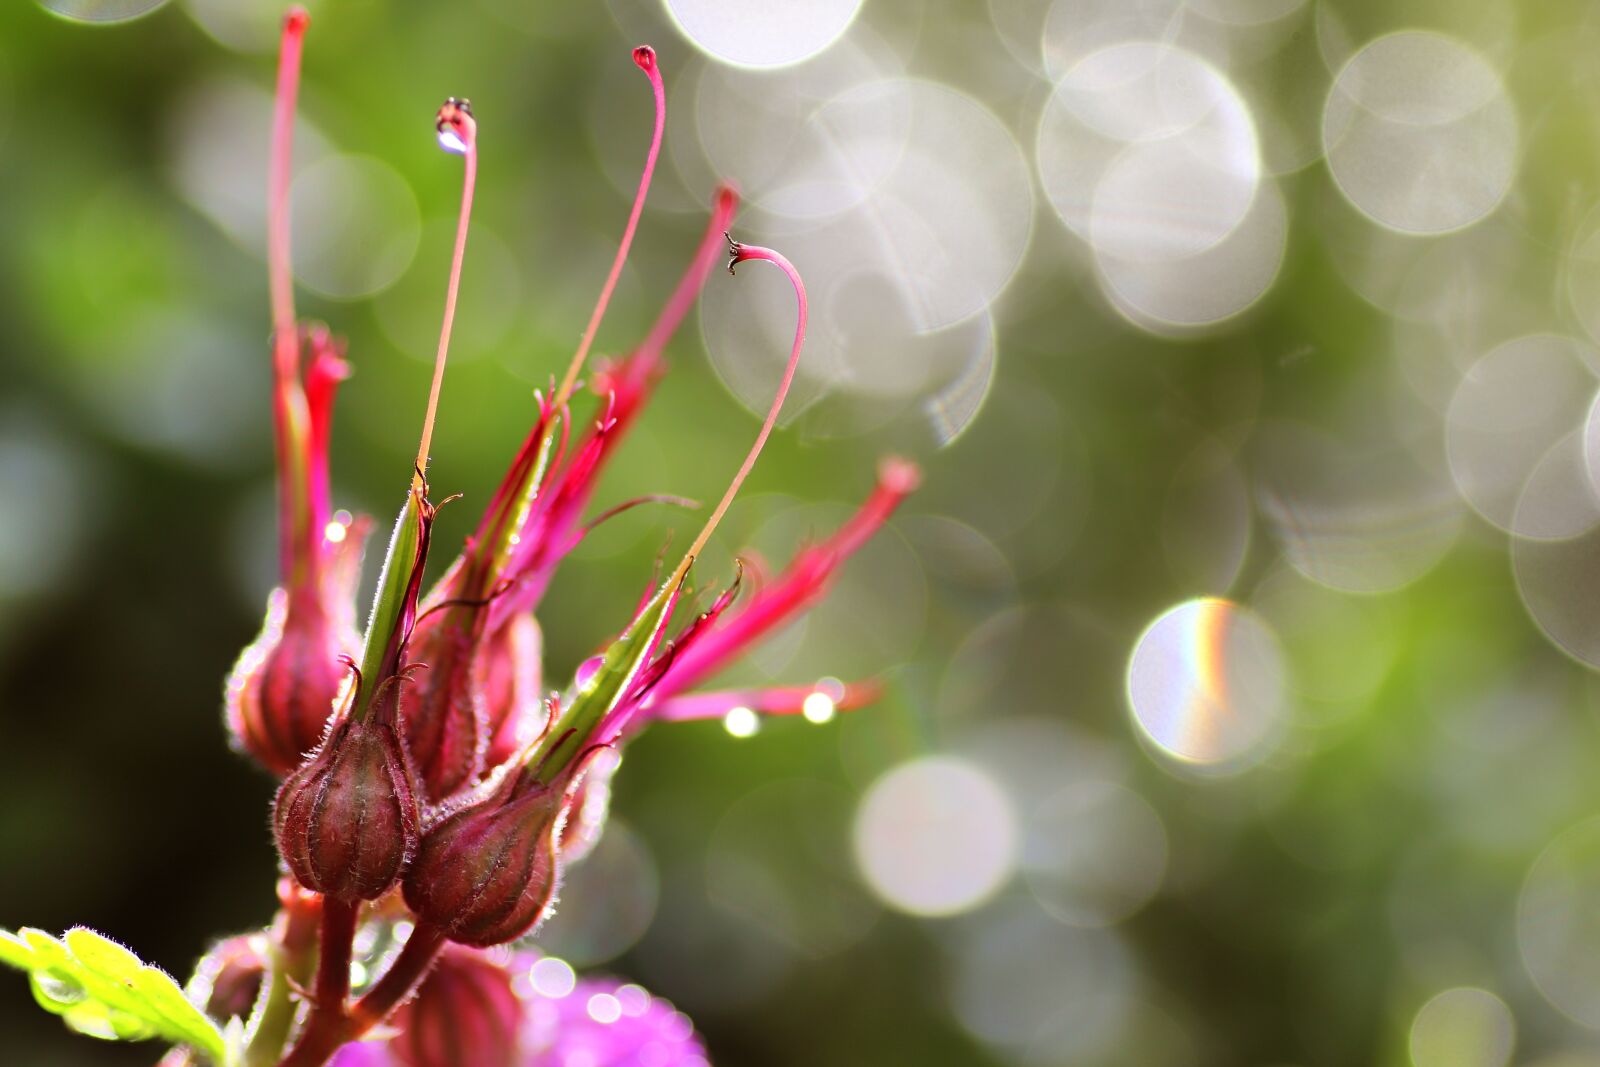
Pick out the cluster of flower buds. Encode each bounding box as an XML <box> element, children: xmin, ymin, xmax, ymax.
<box><xmin>216</xmin><ymin>9</ymin><xmax>917</xmax><ymax>1066</ymax></box>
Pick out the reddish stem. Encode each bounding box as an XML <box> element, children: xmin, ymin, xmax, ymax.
<box><xmin>555</xmin><ymin>45</ymin><xmax>666</xmax><ymax>406</ymax></box>
<box><xmin>314</xmin><ymin>897</ymin><xmax>359</xmax><ymax>1008</ymax></box>
<box><xmin>275</xmin><ymin>923</ymin><xmax>446</xmax><ymax>1067</ymax></box>
<box><xmin>349</xmin><ymin>924</ymin><xmax>447</xmax><ymax>1029</ymax></box>
<box><xmin>273</xmin><ymin>895</ymin><xmax>357</xmax><ymax>1067</ymax></box>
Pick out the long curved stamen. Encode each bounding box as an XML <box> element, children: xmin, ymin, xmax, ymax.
<box><xmin>415</xmin><ymin>98</ymin><xmax>479</xmax><ymax>494</ymax></box>
<box><xmin>269</xmin><ymin>7</ymin><xmax>309</xmax><ymax>366</ymax></box>
<box><xmin>672</xmin><ymin>238</ymin><xmax>808</xmax><ymax>579</ymax></box>
<box><xmin>269</xmin><ymin>7</ymin><xmax>313</xmax><ymax>584</ymax></box>
<box><xmin>554</xmin><ymin>45</ymin><xmax>666</xmax><ymax>407</ymax></box>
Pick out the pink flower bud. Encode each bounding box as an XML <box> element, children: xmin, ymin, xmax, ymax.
<box><xmin>273</xmin><ymin>714</ymin><xmax>420</xmax><ymax>901</ymax></box>
<box><xmin>226</xmin><ymin>326</ymin><xmax>366</xmax><ymax>778</ymax></box>
<box><xmin>226</xmin><ymin>576</ymin><xmax>357</xmax><ymax>777</ymax></box>
<box><xmin>479</xmin><ymin>613</ymin><xmax>543</xmax><ymax>772</ymax></box>
<box><xmin>194</xmin><ymin>934</ymin><xmax>268</xmax><ymax>1021</ymax></box>
<box><xmin>401</xmin><ymin>602</ymin><xmax>487</xmax><ymax>802</ymax></box>
<box><xmin>401</xmin><ymin>770</ymin><xmax>566</xmax><ymax>947</ymax></box>
<box><xmin>389</xmin><ymin>947</ymin><xmax>520</xmax><ymax>1067</ymax></box>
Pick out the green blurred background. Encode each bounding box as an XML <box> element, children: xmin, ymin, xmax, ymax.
<box><xmin>8</xmin><ymin>0</ymin><xmax>1600</xmax><ymax>1065</ymax></box>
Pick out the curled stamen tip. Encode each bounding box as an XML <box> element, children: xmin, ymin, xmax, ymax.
<box><xmin>284</xmin><ymin>6</ymin><xmax>309</xmax><ymax>33</ymax></box>
<box><xmin>633</xmin><ymin>45</ymin><xmax>657</xmax><ymax>72</ymax></box>
<box><xmin>725</xmin><ymin>231</ymin><xmax>744</xmax><ymax>275</ymax></box>
<box><xmin>436</xmin><ymin>97</ymin><xmax>476</xmax><ymax>155</ymax></box>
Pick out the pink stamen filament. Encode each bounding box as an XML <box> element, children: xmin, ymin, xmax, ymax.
<box><xmin>414</xmin><ymin>103</ymin><xmax>478</xmax><ymax>494</ymax></box>
<box><xmin>672</xmin><ymin>241</ymin><xmax>808</xmax><ymax>578</ymax></box>
<box><xmin>651</xmin><ymin>681</ymin><xmax>881</xmax><ymax>723</ymax></box>
<box><xmin>637</xmin><ymin>183</ymin><xmax>739</xmax><ymax>363</ymax></box>
<box><xmin>654</xmin><ymin>456</ymin><xmax>918</xmax><ymax>696</ymax></box>
<box><xmin>554</xmin><ymin>45</ymin><xmax>665</xmax><ymax>407</ymax></box>
<box><xmin>269</xmin><ymin>8</ymin><xmax>308</xmax><ymax>367</ymax></box>
<box><xmin>269</xmin><ymin>7</ymin><xmax>313</xmax><ymax>584</ymax></box>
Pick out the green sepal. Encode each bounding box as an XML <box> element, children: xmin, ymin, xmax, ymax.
<box><xmin>0</xmin><ymin>926</ymin><xmax>227</xmax><ymax>1062</ymax></box>
<box><xmin>482</xmin><ymin>410</ymin><xmax>559</xmax><ymax>583</ymax></box>
<box><xmin>529</xmin><ymin>570</ymin><xmax>685</xmax><ymax>783</ymax></box>
<box><xmin>353</xmin><ymin>487</ymin><xmax>425</xmax><ymax>721</ymax></box>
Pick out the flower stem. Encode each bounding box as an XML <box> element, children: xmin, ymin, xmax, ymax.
<box><xmin>274</xmin><ymin>923</ymin><xmax>446</xmax><ymax>1067</ymax></box>
<box><xmin>270</xmin><ymin>895</ymin><xmax>356</xmax><ymax>1067</ymax></box>
<box><xmin>348</xmin><ymin>924</ymin><xmax>447</xmax><ymax>1029</ymax></box>
<box><xmin>243</xmin><ymin>882</ymin><xmax>320</xmax><ymax>1067</ymax></box>
<box><xmin>313</xmin><ymin>897</ymin><xmax>359</xmax><ymax>1008</ymax></box>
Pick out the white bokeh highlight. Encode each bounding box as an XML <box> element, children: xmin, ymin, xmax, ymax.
<box><xmin>41</xmin><ymin>0</ymin><xmax>166</xmax><ymax>22</ymax></box>
<box><xmin>1126</xmin><ymin>597</ymin><xmax>1287</xmax><ymax>773</ymax></box>
<box><xmin>1409</xmin><ymin>987</ymin><xmax>1515</xmax><ymax>1067</ymax></box>
<box><xmin>665</xmin><ymin>0</ymin><xmax>864</xmax><ymax>69</ymax></box>
<box><xmin>1322</xmin><ymin>32</ymin><xmax>1517</xmax><ymax>235</ymax></box>
<box><xmin>853</xmin><ymin>756</ymin><xmax>1018</xmax><ymax>917</ymax></box>
<box><xmin>1520</xmin><ymin>818</ymin><xmax>1600</xmax><ymax>1028</ymax></box>
<box><xmin>1037</xmin><ymin>41</ymin><xmax>1285</xmax><ymax>331</ymax></box>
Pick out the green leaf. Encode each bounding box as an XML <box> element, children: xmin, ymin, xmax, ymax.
<box><xmin>0</xmin><ymin>925</ymin><xmax>227</xmax><ymax>1062</ymax></box>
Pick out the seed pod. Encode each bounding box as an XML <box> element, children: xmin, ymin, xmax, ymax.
<box><xmin>273</xmin><ymin>714</ymin><xmax>420</xmax><ymax>901</ymax></box>
<box><xmin>401</xmin><ymin>771</ymin><xmax>564</xmax><ymax>947</ymax></box>
<box><xmin>391</xmin><ymin>946</ymin><xmax>519</xmax><ymax>1067</ymax></box>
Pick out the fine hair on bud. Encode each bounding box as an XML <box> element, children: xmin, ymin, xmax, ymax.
<box><xmin>401</xmin><ymin>770</ymin><xmax>567</xmax><ymax>947</ymax></box>
<box><xmin>272</xmin><ymin>712</ymin><xmax>420</xmax><ymax>901</ymax></box>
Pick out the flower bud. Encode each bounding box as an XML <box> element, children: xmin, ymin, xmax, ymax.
<box><xmin>273</xmin><ymin>715</ymin><xmax>420</xmax><ymax>900</ymax></box>
<box><xmin>390</xmin><ymin>946</ymin><xmax>519</xmax><ymax>1067</ymax></box>
<box><xmin>226</xmin><ymin>584</ymin><xmax>354</xmax><ymax>776</ymax></box>
<box><xmin>226</xmin><ymin>325</ymin><xmax>365</xmax><ymax>778</ymax></box>
<box><xmin>479</xmin><ymin>613</ymin><xmax>543</xmax><ymax>773</ymax></box>
<box><xmin>401</xmin><ymin>604</ymin><xmax>487</xmax><ymax>802</ymax></box>
<box><xmin>401</xmin><ymin>771</ymin><xmax>565</xmax><ymax>947</ymax></box>
<box><xmin>193</xmin><ymin>935</ymin><xmax>268</xmax><ymax>1022</ymax></box>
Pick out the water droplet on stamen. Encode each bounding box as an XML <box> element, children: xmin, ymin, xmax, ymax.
<box><xmin>435</xmin><ymin>97</ymin><xmax>473</xmax><ymax>155</ymax></box>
